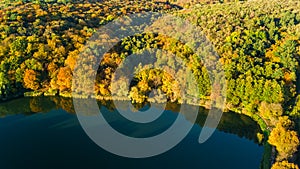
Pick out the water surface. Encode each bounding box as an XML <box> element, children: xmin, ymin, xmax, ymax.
<box><xmin>0</xmin><ymin>97</ymin><xmax>263</xmax><ymax>169</ymax></box>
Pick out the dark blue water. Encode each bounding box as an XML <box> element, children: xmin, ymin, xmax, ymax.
<box><xmin>0</xmin><ymin>97</ymin><xmax>263</xmax><ymax>169</ymax></box>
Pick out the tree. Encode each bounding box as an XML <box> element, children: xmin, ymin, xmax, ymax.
<box><xmin>129</xmin><ymin>86</ymin><xmax>146</xmax><ymax>103</ymax></box>
<box><xmin>56</xmin><ymin>67</ymin><xmax>72</xmax><ymax>92</ymax></box>
<box><xmin>268</xmin><ymin>116</ymin><xmax>300</xmax><ymax>161</ymax></box>
<box><xmin>258</xmin><ymin>101</ymin><xmax>283</xmax><ymax>126</ymax></box>
<box><xmin>0</xmin><ymin>71</ymin><xmax>10</xmax><ymax>97</ymax></box>
<box><xmin>23</xmin><ymin>69</ymin><xmax>40</xmax><ymax>90</ymax></box>
<box><xmin>271</xmin><ymin>161</ymin><xmax>299</xmax><ymax>169</ymax></box>
<box><xmin>291</xmin><ymin>95</ymin><xmax>300</xmax><ymax>117</ymax></box>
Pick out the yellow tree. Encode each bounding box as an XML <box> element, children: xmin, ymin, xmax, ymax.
<box><xmin>258</xmin><ymin>101</ymin><xmax>283</xmax><ymax>126</ymax></box>
<box><xmin>268</xmin><ymin>116</ymin><xmax>300</xmax><ymax>161</ymax></box>
<box><xmin>23</xmin><ymin>69</ymin><xmax>40</xmax><ymax>90</ymax></box>
<box><xmin>271</xmin><ymin>161</ymin><xmax>299</xmax><ymax>169</ymax></box>
<box><xmin>56</xmin><ymin>67</ymin><xmax>72</xmax><ymax>92</ymax></box>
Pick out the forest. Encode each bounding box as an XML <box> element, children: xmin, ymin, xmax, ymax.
<box><xmin>1</xmin><ymin>0</ymin><xmax>300</xmax><ymax>168</ymax></box>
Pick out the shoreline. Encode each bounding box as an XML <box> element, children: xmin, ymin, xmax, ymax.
<box><xmin>3</xmin><ymin>91</ymin><xmax>271</xmax><ymax>133</ymax></box>
<box><xmin>22</xmin><ymin>90</ymin><xmax>270</xmax><ymax>131</ymax></box>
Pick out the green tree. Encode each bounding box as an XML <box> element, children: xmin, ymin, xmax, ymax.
<box><xmin>0</xmin><ymin>71</ymin><xmax>10</xmax><ymax>97</ymax></box>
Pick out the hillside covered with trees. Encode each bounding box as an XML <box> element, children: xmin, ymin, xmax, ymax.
<box><xmin>1</xmin><ymin>0</ymin><xmax>300</xmax><ymax>168</ymax></box>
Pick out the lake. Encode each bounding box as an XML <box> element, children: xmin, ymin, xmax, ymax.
<box><xmin>0</xmin><ymin>97</ymin><xmax>263</xmax><ymax>169</ymax></box>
